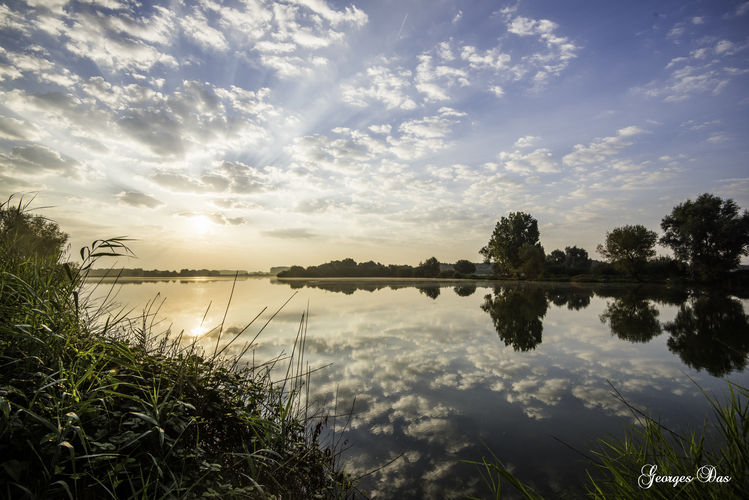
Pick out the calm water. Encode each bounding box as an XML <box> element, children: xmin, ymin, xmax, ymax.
<box><xmin>86</xmin><ymin>277</ymin><xmax>749</xmax><ymax>498</ymax></box>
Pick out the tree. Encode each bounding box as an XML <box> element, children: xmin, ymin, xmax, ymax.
<box><xmin>480</xmin><ymin>212</ymin><xmax>541</xmax><ymax>275</ymax></box>
<box><xmin>517</xmin><ymin>242</ymin><xmax>545</xmax><ymax>278</ymax></box>
<box><xmin>597</xmin><ymin>225</ymin><xmax>657</xmax><ymax>279</ymax></box>
<box><xmin>454</xmin><ymin>259</ymin><xmax>476</xmax><ymax>275</ymax></box>
<box><xmin>0</xmin><ymin>196</ymin><xmax>68</xmax><ymax>261</ymax></box>
<box><xmin>660</xmin><ymin>193</ymin><xmax>749</xmax><ymax>280</ymax></box>
<box><xmin>415</xmin><ymin>256</ymin><xmax>440</xmax><ymax>277</ymax></box>
<box><xmin>564</xmin><ymin>246</ymin><xmax>591</xmax><ymax>273</ymax></box>
<box><xmin>547</xmin><ymin>249</ymin><xmax>565</xmax><ymax>266</ymax></box>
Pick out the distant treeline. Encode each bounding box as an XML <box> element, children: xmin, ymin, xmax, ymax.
<box><xmin>87</xmin><ymin>268</ymin><xmax>261</xmax><ymax>277</ymax></box>
<box><xmin>277</xmin><ymin>257</ymin><xmax>483</xmax><ymax>278</ymax></box>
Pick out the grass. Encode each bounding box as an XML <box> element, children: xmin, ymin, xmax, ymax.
<box><xmin>465</xmin><ymin>381</ymin><xmax>748</xmax><ymax>499</ymax></box>
<box><xmin>0</xmin><ymin>200</ymin><xmax>354</xmax><ymax>498</ymax></box>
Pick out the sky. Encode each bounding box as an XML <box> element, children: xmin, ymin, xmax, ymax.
<box><xmin>1</xmin><ymin>0</ymin><xmax>748</xmax><ymax>271</ymax></box>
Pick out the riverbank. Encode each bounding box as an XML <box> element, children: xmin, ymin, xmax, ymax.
<box><xmin>0</xmin><ymin>239</ymin><xmax>353</xmax><ymax>498</ymax></box>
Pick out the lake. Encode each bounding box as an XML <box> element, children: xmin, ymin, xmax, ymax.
<box><xmin>84</xmin><ymin>277</ymin><xmax>749</xmax><ymax>498</ymax></box>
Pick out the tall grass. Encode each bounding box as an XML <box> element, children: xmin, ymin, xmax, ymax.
<box><xmin>0</xmin><ymin>201</ymin><xmax>354</xmax><ymax>498</ymax></box>
<box><xmin>465</xmin><ymin>382</ymin><xmax>748</xmax><ymax>499</ymax></box>
<box><xmin>585</xmin><ymin>382</ymin><xmax>748</xmax><ymax>499</ymax></box>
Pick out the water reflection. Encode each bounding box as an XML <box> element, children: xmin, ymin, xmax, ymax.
<box><xmin>665</xmin><ymin>293</ymin><xmax>749</xmax><ymax>377</ymax></box>
<box><xmin>418</xmin><ymin>285</ymin><xmax>441</xmax><ymax>299</ymax></box>
<box><xmin>545</xmin><ymin>286</ymin><xmax>593</xmax><ymax>310</ymax></box>
<box><xmin>481</xmin><ymin>286</ymin><xmax>547</xmax><ymax>352</ymax></box>
<box><xmin>599</xmin><ymin>291</ymin><xmax>662</xmax><ymax>343</ymax></box>
<box><xmin>94</xmin><ymin>278</ymin><xmax>749</xmax><ymax>498</ymax></box>
<box><xmin>453</xmin><ymin>284</ymin><xmax>476</xmax><ymax>297</ymax></box>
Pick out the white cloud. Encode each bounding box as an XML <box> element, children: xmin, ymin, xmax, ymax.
<box><xmin>460</xmin><ymin>45</ymin><xmax>511</xmax><ymax>71</ymax></box>
<box><xmin>489</xmin><ymin>85</ymin><xmax>504</xmax><ymax>97</ymax></box>
<box><xmin>514</xmin><ymin>135</ymin><xmax>540</xmax><ymax>149</ymax></box>
<box><xmin>563</xmin><ymin>126</ymin><xmax>645</xmax><ymax>167</ymax></box>
<box><xmin>341</xmin><ymin>65</ymin><xmax>417</xmax><ymax>110</ymax></box>
<box><xmin>500</xmin><ymin>148</ymin><xmax>558</xmax><ymax>174</ymax></box>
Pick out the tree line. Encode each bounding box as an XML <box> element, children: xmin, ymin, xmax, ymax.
<box><xmin>277</xmin><ymin>257</ymin><xmax>479</xmax><ymax>278</ymax></box>
<box><xmin>481</xmin><ymin>193</ymin><xmax>749</xmax><ymax>282</ymax></box>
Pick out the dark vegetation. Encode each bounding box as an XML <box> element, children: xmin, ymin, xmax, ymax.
<box><xmin>280</xmin><ymin>194</ymin><xmax>749</xmax><ymax>285</ymax></box>
<box><xmin>0</xmin><ymin>197</ymin><xmax>353</xmax><ymax>499</ymax></box>
<box><xmin>278</xmin><ymin>256</ymin><xmax>479</xmax><ymax>279</ymax></box>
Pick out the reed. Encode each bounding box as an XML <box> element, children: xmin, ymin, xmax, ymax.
<box><xmin>0</xmin><ymin>199</ymin><xmax>354</xmax><ymax>499</ymax></box>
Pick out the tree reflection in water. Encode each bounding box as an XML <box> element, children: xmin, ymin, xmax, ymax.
<box><xmin>599</xmin><ymin>291</ymin><xmax>662</xmax><ymax>343</ymax></box>
<box><xmin>453</xmin><ymin>284</ymin><xmax>477</xmax><ymax>297</ymax></box>
<box><xmin>481</xmin><ymin>286</ymin><xmax>548</xmax><ymax>351</ymax></box>
<box><xmin>546</xmin><ymin>287</ymin><xmax>593</xmax><ymax>310</ymax></box>
<box><xmin>665</xmin><ymin>294</ymin><xmax>749</xmax><ymax>377</ymax></box>
<box><xmin>418</xmin><ymin>285</ymin><xmax>441</xmax><ymax>299</ymax></box>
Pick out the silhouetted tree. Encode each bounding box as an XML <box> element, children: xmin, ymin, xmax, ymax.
<box><xmin>597</xmin><ymin>225</ymin><xmax>657</xmax><ymax>279</ymax></box>
<box><xmin>546</xmin><ymin>249</ymin><xmax>566</xmax><ymax>274</ymax></box>
<box><xmin>664</xmin><ymin>294</ymin><xmax>749</xmax><ymax>377</ymax></box>
<box><xmin>481</xmin><ymin>286</ymin><xmax>548</xmax><ymax>351</ymax></box>
<box><xmin>517</xmin><ymin>242</ymin><xmax>545</xmax><ymax>278</ymax></box>
<box><xmin>660</xmin><ymin>193</ymin><xmax>749</xmax><ymax>280</ymax></box>
<box><xmin>600</xmin><ymin>293</ymin><xmax>661</xmax><ymax>343</ymax></box>
<box><xmin>480</xmin><ymin>212</ymin><xmax>541</xmax><ymax>276</ymax></box>
<box><xmin>564</xmin><ymin>246</ymin><xmax>592</xmax><ymax>273</ymax></box>
<box><xmin>454</xmin><ymin>259</ymin><xmax>476</xmax><ymax>275</ymax></box>
<box><xmin>415</xmin><ymin>256</ymin><xmax>441</xmax><ymax>278</ymax></box>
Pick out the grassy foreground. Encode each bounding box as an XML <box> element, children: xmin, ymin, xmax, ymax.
<box><xmin>1</xmin><ymin>211</ymin><xmax>353</xmax><ymax>497</ymax></box>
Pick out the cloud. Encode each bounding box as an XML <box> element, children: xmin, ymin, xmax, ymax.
<box><xmin>562</xmin><ymin>126</ymin><xmax>646</xmax><ymax>168</ymax></box>
<box><xmin>644</xmin><ymin>26</ymin><xmax>748</xmax><ymax>102</ymax></box>
<box><xmin>116</xmin><ymin>191</ymin><xmax>165</xmax><ymax>209</ymax></box>
<box><xmin>514</xmin><ymin>135</ymin><xmax>540</xmax><ymax>149</ymax></box>
<box><xmin>368</xmin><ymin>124</ymin><xmax>392</xmax><ymax>135</ymax></box>
<box><xmin>414</xmin><ymin>54</ymin><xmax>469</xmax><ymax>102</ymax></box>
<box><xmin>261</xmin><ymin>228</ymin><xmax>319</xmax><ymax>239</ymax></box>
<box><xmin>0</xmin><ymin>144</ymin><xmax>83</xmax><ymax>178</ymax></box>
<box><xmin>500</xmin><ymin>148</ymin><xmax>559</xmax><ymax>174</ymax></box>
<box><xmin>489</xmin><ymin>85</ymin><xmax>504</xmax><ymax>97</ymax></box>
<box><xmin>177</xmin><ymin>211</ymin><xmax>246</xmax><ymax>225</ymax></box>
<box><xmin>151</xmin><ymin>161</ymin><xmax>271</xmax><ymax>194</ymax></box>
<box><xmin>0</xmin><ymin>115</ymin><xmax>40</xmax><ymax>140</ymax></box>
<box><xmin>460</xmin><ymin>45</ymin><xmax>511</xmax><ymax>71</ymax></box>
<box><xmin>341</xmin><ymin>65</ymin><xmax>417</xmax><ymax>110</ymax></box>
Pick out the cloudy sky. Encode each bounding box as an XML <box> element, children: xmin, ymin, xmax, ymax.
<box><xmin>1</xmin><ymin>0</ymin><xmax>748</xmax><ymax>270</ymax></box>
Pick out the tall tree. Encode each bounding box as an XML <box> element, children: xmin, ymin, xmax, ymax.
<box><xmin>453</xmin><ymin>259</ymin><xmax>476</xmax><ymax>275</ymax></box>
<box><xmin>660</xmin><ymin>193</ymin><xmax>749</xmax><ymax>280</ymax></box>
<box><xmin>416</xmin><ymin>256</ymin><xmax>441</xmax><ymax>277</ymax></box>
<box><xmin>480</xmin><ymin>212</ymin><xmax>541</xmax><ymax>275</ymax></box>
<box><xmin>564</xmin><ymin>246</ymin><xmax>591</xmax><ymax>273</ymax></box>
<box><xmin>597</xmin><ymin>225</ymin><xmax>657</xmax><ymax>279</ymax></box>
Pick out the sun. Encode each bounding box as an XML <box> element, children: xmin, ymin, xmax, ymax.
<box><xmin>192</xmin><ymin>215</ymin><xmax>213</xmax><ymax>236</ymax></box>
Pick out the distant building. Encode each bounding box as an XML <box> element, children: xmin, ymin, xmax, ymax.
<box><xmin>270</xmin><ymin>266</ymin><xmax>291</xmax><ymax>275</ymax></box>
